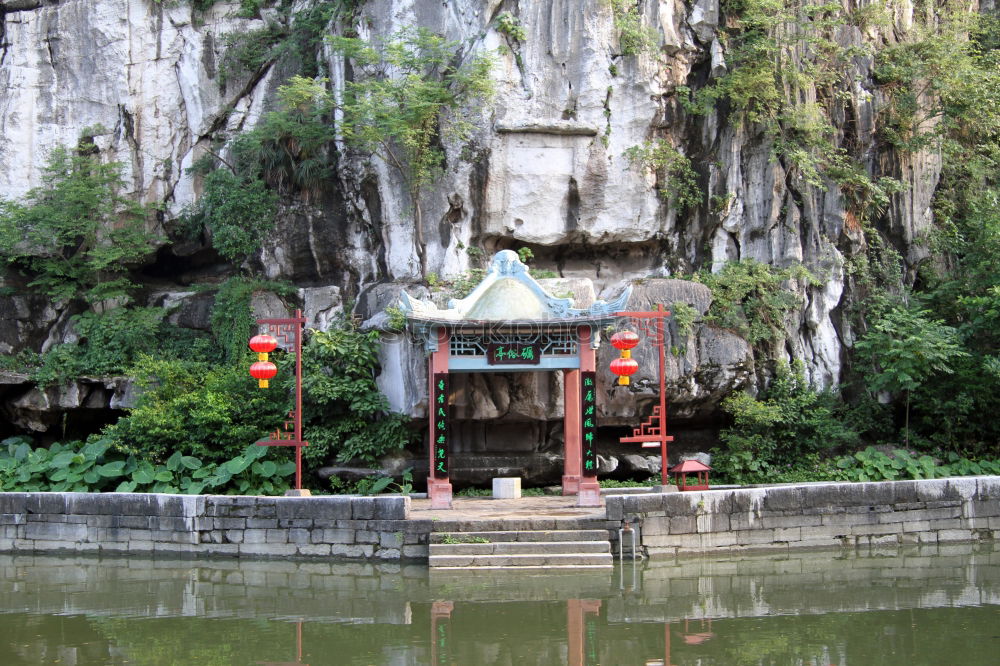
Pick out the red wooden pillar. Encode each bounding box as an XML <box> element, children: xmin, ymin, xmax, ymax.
<box><xmin>563</xmin><ymin>366</ymin><xmax>581</xmax><ymax>495</ymax></box>
<box><xmin>577</xmin><ymin>327</ymin><xmax>601</xmax><ymax>507</ymax></box>
<box><xmin>428</xmin><ymin>327</ymin><xmax>453</xmax><ymax>509</ymax></box>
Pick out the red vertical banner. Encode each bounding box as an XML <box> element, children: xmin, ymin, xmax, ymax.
<box><xmin>581</xmin><ymin>371</ymin><xmax>597</xmax><ymax>474</ymax></box>
<box><xmin>432</xmin><ymin>373</ymin><xmax>449</xmax><ymax>478</ymax></box>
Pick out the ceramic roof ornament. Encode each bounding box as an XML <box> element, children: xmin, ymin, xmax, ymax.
<box><xmin>399</xmin><ymin>250</ymin><xmax>631</xmax><ymax>323</ymax></box>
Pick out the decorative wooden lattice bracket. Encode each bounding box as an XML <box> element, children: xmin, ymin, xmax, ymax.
<box><xmin>619</xmin><ymin>406</ymin><xmax>674</xmax><ymax>449</ymax></box>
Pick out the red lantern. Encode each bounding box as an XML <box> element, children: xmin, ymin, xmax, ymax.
<box><xmin>249</xmin><ymin>334</ymin><xmax>278</xmax><ymax>361</ymax></box>
<box><xmin>610</xmin><ymin>330</ymin><xmax>640</xmax><ymax>385</ymax></box>
<box><xmin>610</xmin><ymin>331</ymin><xmax>639</xmax><ymax>351</ymax></box>
<box><xmin>610</xmin><ymin>357</ymin><xmax>639</xmax><ymax>386</ymax></box>
<box><xmin>250</xmin><ymin>361</ymin><xmax>278</xmax><ymax>389</ymax></box>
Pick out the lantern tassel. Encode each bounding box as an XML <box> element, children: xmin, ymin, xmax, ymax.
<box><xmin>258</xmin><ymin>352</ymin><xmax>268</xmax><ymax>362</ymax></box>
<box><xmin>619</xmin><ymin>376</ymin><xmax>630</xmax><ymax>386</ymax></box>
<box><xmin>259</xmin><ymin>379</ymin><xmax>269</xmax><ymax>389</ymax></box>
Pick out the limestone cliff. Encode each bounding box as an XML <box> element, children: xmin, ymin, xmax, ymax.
<box><xmin>0</xmin><ymin>0</ymin><xmax>966</xmax><ymax>477</ymax></box>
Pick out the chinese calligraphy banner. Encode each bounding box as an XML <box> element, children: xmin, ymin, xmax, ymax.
<box><xmin>432</xmin><ymin>373</ymin><xmax>449</xmax><ymax>478</ymax></box>
<box><xmin>485</xmin><ymin>343</ymin><xmax>541</xmax><ymax>365</ymax></box>
<box><xmin>581</xmin><ymin>371</ymin><xmax>597</xmax><ymax>475</ymax></box>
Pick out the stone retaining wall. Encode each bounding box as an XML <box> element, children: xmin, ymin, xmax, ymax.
<box><xmin>0</xmin><ymin>493</ymin><xmax>429</xmax><ymax>561</ymax></box>
<box><xmin>606</xmin><ymin>477</ymin><xmax>1000</xmax><ymax>557</ymax></box>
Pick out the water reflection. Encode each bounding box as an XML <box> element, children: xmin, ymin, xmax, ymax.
<box><xmin>0</xmin><ymin>543</ymin><xmax>998</xmax><ymax>664</ymax></box>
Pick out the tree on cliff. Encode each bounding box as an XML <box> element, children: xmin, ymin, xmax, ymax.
<box><xmin>0</xmin><ymin>147</ymin><xmax>156</xmax><ymax>304</ymax></box>
<box><xmin>329</xmin><ymin>27</ymin><xmax>494</xmax><ymax>274</ymax></box>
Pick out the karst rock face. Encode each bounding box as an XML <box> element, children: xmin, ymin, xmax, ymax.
<box><xmin>0</xmin><ymin>0</ymin><xmax>948</xmax><ymax>470</ymax></box>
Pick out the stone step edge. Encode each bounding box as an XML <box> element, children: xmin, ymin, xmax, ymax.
<box><xmin>429</xmin><ymin>553</ymin><xmax>614</xmax><ymax>567</ymax></box>
<box><xmin>429</xmin><ymin>541</ymin><xmax>611</xmax><ymax>554</ymax></box>
<box><xmin>430</xmin><ymin>564</ymin><xmax>613</xmax><ymax>571</ymax></box>
<box><xmin>428</xmin><ymin>520</ymin><xmax>609</xmax><ymax>533</ymax></box>
<box><xmin>429</xmin><ymin>530</ymin><xmax>610</xmax><ymax>543</ymax></box>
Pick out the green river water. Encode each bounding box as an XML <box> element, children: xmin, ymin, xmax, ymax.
<box><xmin>0</xmin><ymin>544</ymin><xmax>998</xmax><ymax>665</ymax></box>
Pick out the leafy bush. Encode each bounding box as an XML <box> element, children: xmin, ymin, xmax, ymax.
<box><xmin>0</xmin><ymin>436</ymin><xmax>294</xmax><ymax>495</ymax></box>
<box><xmin>0</xmin><ymin>147</ymin><xmax>157</xmax><ymax>303</ymax></box>
<box><xmin>854</xmin><ymin>304</ymin><xmax>968</xmax><ymax>446</ymax></box>
<box><xmin>209</xmin><ymin>276</ymin><xmax>297</xmax><ymax>365</ymax></box>
<box><xmin>231</xmin><ymin>75</ymin><xmax>336</xmax><ymax>192</ymax></box>
<box><xmin>330</xmin><ymin>467</ymin><xmax>414</xmax><ymax>495</ymax></box>
<box><xmin>218</xmin><ymin>23</ymin><xmax>286</xmax><ymax>86</ymax></box>
<box><xmin>329</xmin><ymin>27</ymin><xmax>494</xmax><ymax>269</ymax></box>
<box><xmin>829</xmin><ymin>446</ymin><xmax>1000</xmax><ymax>483</ymax></box>
<box><xmin>605</xmin><ymin>0</ymin><xmax>658</xmax><ymax>55</ymax></box>
<box><xmin>102</xmin><ymin>357</ymin><xmax>291</xmax><ymax>464</ymax></box>
<box><xmin>495</xmin><ymin>12</ymin><xmax>526</xmax><ymax>43</ymax></box>
<box><xmin>30</xmin><ymin>308</ymin><xmax>216</xmax><ymax>387</ymax></box>
<box><xmin>300</xmin><ymin>325</ymin><xmax>416</xmax><ymax>465</ymax></box>
<box><xmin>694</xmin><ymin>260</ymin><xmax>815</xmax><ymax>347</ymax></box>
<box><xmin>670</xmin><ymin>301</ymin><xmax>698</xmax><ymax>339</ymax></box>
<box><xmin>184</xmin><ymin>169</ymin><xmax>277</xmax><ymax>263</ymax></box>
<box><xmin>625</xmin><ymin>140</ymin><xmax>700</xmax><ymax>211</ymax></box>
<box><xmin>712</xmin><ymin>361</ymin><xmax>858</xmax><ymax>484</ymax></box>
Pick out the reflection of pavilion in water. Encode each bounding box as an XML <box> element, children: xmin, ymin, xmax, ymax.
<box><xmin>427</xmin><ymin>590</ymin><xmax>718</xmax><ymax>666</ymax></box>
<box><xmin>645</xmin><ymin>618</ymin><xmax>716</xmax><ymax>666</ymax></box>
<box><xmin>430</xmin><ymin>598</ymin><xmax>603</xmax><ymax>666</ymax></box>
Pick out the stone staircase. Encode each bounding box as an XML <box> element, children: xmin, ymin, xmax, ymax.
<box><xmin>428</xmin><ymin>529</ymin><xmax>613</xmax><ymax>570</ymax></box>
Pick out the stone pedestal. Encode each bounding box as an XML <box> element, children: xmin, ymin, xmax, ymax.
<box><xmin>576</xmin><ymin>479</ymin><xmax>602</xmax><ymax>507</ymax></box>
<box><xmin>284</xmin><ymin>489</ymin><xmax>312</xmax><ymax>497</ymax></box>
<box><xmin>492</xmin><ymin>477</ymin><xmax>522</xmax><ymax>499</ymax></box>
<box><xmin>429</xmin><ymin>480</ymin><xmax>453</xmax><ymax>509</ymax></box>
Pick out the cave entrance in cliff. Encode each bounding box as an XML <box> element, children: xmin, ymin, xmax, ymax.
<box><xmin>399</xmin><ymin>250</ymin><xmax>631</xmax><ymax>509</ymax></box>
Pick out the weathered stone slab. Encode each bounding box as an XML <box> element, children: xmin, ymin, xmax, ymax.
<box><xmin>0</xmin><ymin>494</ymin><xmax>28</xmax><ymax>514</ymax></box>
<box><xmin>24</xmin><ymin>522</ymin><xmax>87</xmax><ymax>541</ymax></box>
<box><xmin>239</xmin><ymin>543</ymin><xmax>299</xmax><ymax>557</ymax></box>
<box><xmin>374</xmin><ymin>496</ymin><xmax>409</xmax><ymax>520</ymax></box>
<box><xmin>276</xmin><ymin>497</ymin><xmax>353</xmax><ymax>520</ymax></box>
<box><xmin>25</xmin><ymin>494</ymin><xmax>66</xmax><ymax>514</ymax></box>
<box><xmin>761</xmin><ymin>486</ymin><xmax>804</xmax><ymax>512</ymax></box>
<box><xmin>351</xmin><ymin>498</ymin><xmax>376</xmax><ymax>520</ymax></box>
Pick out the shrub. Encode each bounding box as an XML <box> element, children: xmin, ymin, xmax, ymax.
<box><xmin>694</xmin><ymin>260</ymin><xmax>815</xmax><ymax>348</ymax></box>
<box><xmin>184</xmin><ymin>170</ymin><xmax>277</xmax><ymax>263</ymax></box>
<box><xmin>712</xmin><ymin>361</ymin><xmax>858</xmax><ymax>484</ymax></box>
<box><xmin>625</xmin><ymin>140</ymin><xmax>700</xmax><ymax>211</ymax></box>
<box><xmin>102</xmin><ymin>357</ymin><xmax>291</xmax><ymax>463</ymax></box>
<box><xmin>0</xmin><ymin>147</ymin><xmax>157</xmax><ymax>303</ymax></box>
<box><xmin>300</xmin><ymin>325</ymin><xmax>416</xmax><ymax>465</ymax></box>
<box><xmin>0</xmin><ymin>436</ymin><xmax>294</xmax><ymax>495</ymax></box>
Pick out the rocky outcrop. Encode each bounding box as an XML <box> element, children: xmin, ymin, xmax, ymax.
<box><xmin>0</xmin><ymin>371</ymin><xmax>134</xmax><ymax>439</ymax></box>
<box><xmin>0</xmin><ymin>0</ymin><xmax>961</xmax><ymax>477</ymax></box>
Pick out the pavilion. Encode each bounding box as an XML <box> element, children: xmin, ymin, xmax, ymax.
<box><xmin>399</xmin><ymin>250</ymin><xmax>631</xmax><ymax>508</ymax></box>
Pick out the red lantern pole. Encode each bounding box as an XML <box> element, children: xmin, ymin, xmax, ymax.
<box><xmin>254</xmin><ymin>309</ymin><xmax>309</xmax><ymax>496</ymax></box>
<box><xmin>615</xmin><ymin>304</ymin><xmax>672</xmax><ymax>486</ymax></box>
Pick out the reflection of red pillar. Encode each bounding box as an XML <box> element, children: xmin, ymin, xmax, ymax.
<box><xmin>255</xmin><ymin>620</ymin><xmax>308</xmax><ymax>665</ymax></box>
<box><xmin>577</xmin><ymin>327</ymin><xmax>601</xmax><ymax>507</ymax></box>
<box><xmin>567</xmin><ymin>599</ymin><xmax>602</xmax><ymax>666</ymax></box>
<box><xmin>563</xmin><ymin>367</ymin><xmax>581</xmax><ymax>495</ymax></box>
<box><xmin>428</xmin><ymin>327</ymin><xmax>452</xmax><ymax>509</ymax></box>
<box><xmin>430</xmin><ymin>601</ymin><xmax>454</xmax><ymax>665</ymax></box>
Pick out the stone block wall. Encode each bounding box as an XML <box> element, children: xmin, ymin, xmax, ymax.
<box><xmin>0</xmin><ymin>493</ymin><xmax>430</xmax><ymax>561</ymax></box>
<box><xmin>606</xmin><ymin>477</ymin><xmax>1000</xmax><ymax>558</ymax></box>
